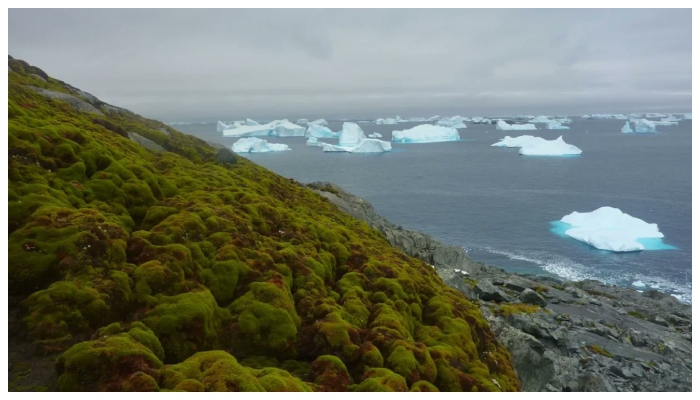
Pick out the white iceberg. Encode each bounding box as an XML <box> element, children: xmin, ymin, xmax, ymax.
<box><xmin>621</xmin><ymin>121</ymin><xmax>634</xmax><ymax>133</ymax></box>
<box><xmin>321</xmin><ymin>123</ymin><xmax>391</xmax><ymax>153</ymax></box>
<box><xmin>217</xmin><ymin>120</ymin><xmax>245</xmax><ymax>132</ymax></box>
<box><xmin>368</xmin><ymin>132</ymin><xmax>382</xmax><ymax>138</ymax></box>
<box><xmin>528</xmin><ymin>116</ymin><xmax>552</xmax><ymax>123</ymax></box>
<box><xmin>546</xmin><ymin>120</ymin><xmax>570</xmax><ymax>130</ymax></box>
<box><xmin>645</xmin><ymin>113</ymin><xmax>666</xmax><ymax>119</ymax></box>
<box><xmin>246</xmin><ymin>118</ymin><xmax>261</xmax><ymax>126</ymax></box>
<box><xmin>627</xmin><ymin>119</ymin><xmax>657</xmax><ymax>133</ymax></box>
<box><xmin>683</xmin><ymin>113</ymin><xmax>692</xmax><ymax>120</ymax></box>
<box><xmin>555</xmin><ymin>117</ymin><xmax>572</xmax><ymax>124</ymax></box>
<box><xmin>519</xmin><ymin>136</ymin><xmax>581</xmax><ymax>156</ymax></box>
<box><xmin>392</xmin><ymin>124</ymin><xmax>460</xmax><ymax>143</ymax></box>
<box><xmin>589</xmin><ymin>114</ymin><xmax>627</xmax><ymax>120</ymax></box>
<box><xmin>223</xmin><ymin>119</ymin><xmax>305</xmax><ymax>137</ymax></box>
<box><xmin>471</xmin><ymin>117</ymin><xmax>492</xmax><ymax>124</ymax></box>
<box><xmin>306</xmin><ymin>137</ymin><xmax>322</xmax><ymax>147</ymax></box>
<box><xmin>296</xmin><ymin>118</ymin><xmax>309</xmax><ymax>125</ymax></box>
<box><xmin>306</xmin><ymin>123</ymin><xmax>338</xmax><ymax>138</ymax></box>
<box><xmin>309</xmin><ymin>119</ymin><xmax>328</xmax><ymax>126</ymax></box>
<box><xmin>491</xmin><ymin>135</ymin><xmax>540</xmax><ymax>148</ymax></box>
<box><xmin>492</xmin><ymin>135</ymin><xmax>581</xmax><ymax>156</ymax></box>
<box><xmin>232</xmin><ymin>137</ymin><xmax>290</xmax><ymax>153</ymax></box>
<box><xmin>559</xmin><ymin>206</ymin><xmax>665</xmax><ymax>252</ymax></box>
<box><xmin>322</xmin><ymin>139</ymin><xmax>392</xmax><ymax>153</ymax></box>
<box><xmin>436</xmin><ymin>116</ymin><xmax>468</xmax><ymax>129</ymax></box>
<box><xmin>496</xmin><ymin>120</ymin><xmax>537</xmax><ymax>131</ymax></box>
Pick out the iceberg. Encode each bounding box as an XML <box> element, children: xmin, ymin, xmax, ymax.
<box><xmin>232</xmin><ymin>137</ymin><xmax>290</xmax><ymax>153</ymax></box>
<box><xmin>645</xmin><ymin>113</ymin><xmax>666</xmax><ymax>119</ymax></box>
<box><xmin>368</xmin><ymin>132</ymin><xmax>382</xmax><ymax>138</ymax></box>
<box><xmin>223</xmin><ymin>119</ymin><xmax>305</xmax><ymax>137</ymax></box>
<box><xmin>546</xmin><ymin>120</ymin><xmax>570</xmax><ymax>130</ymax></box>
<box><xmin>491</xmin><ymin>135</ymin><xmax>539</xmax><ymax>148</ymax></box>
<box><xmin>322</xmin><ymin>139</ymin><xmax>392</xmax><ymax>153</ymax></box>
<box><xmin>296</xmin><ymin>118</ymin><xmax>309</xmax><ymax>125</ymax></box>
<box><xmin>246</xmin><ymin>118</ymin><xmax>261</xmax><ymax>126</ymax></box>
<box><xmin>496</xmin><ymin>120</ymin><xmax>537</xmax><ymax>131</ymax></box>
<box><xmin>683</xmin><ymin>113</ymin><xmax>691</xmax><ymax>120</ymax></box>
<box><xmin>436</xmin><ymin>116</ymin><xmax>468</xmax><ymax>129</ymax></box>
<box><xmin>589</xmin><ymin>114</ymin><xmax>627</xmax><ymax>120</ymax></box>
<box><xmin>471</xmin><ymin>117</ymin><xmax>492</xmax><ymax>124</ymax></box>
<box><xmin>528</xmin><ymin>116</ymin><xmax>552</xmax><ymax>123</ymax></box>
<box><xmin>559</xmin><ymin>206</ymin><xmax>666</xmax><ymax>252</ymax></box>
<box><xmin>492</xmin><ymin>135</ymin><xmax>581</xmax><ymax>156</ymax></box>
<box><xmin>309</xmin><ymin>119</ymin><xmax>328</xmax><ymax>126</ymax></box>
<box><xmin>621</xmin><ymin>121</ymin><xmax>634</xmax><ymax>134</ymax></box>
<box><xmin>519</xmin><ymin>136</ymin><xmax>581</xmax><ymax>156</ymax></box>
<box><xmin>306</xmin><ymin>137</ymin><xmax>322</xmax><ymax>147</ymax></box>
<box><xmin>321</xmin><ymin>122</ymin><xmax>391</xmax><ymax>153</ymax></box>
<box><xmin>217</xmin><ymin>120</ymin><xmax>244</xmax><ymax>132</ymax></box>
<box><xmin>392</xmin><ymin>124</ymin><xmax>460</xmax><ymax>143</ymax></box>
<box><xmin>625</xmin><ymin>119</ymin><xmax>657</xmax><ymax>133</ymax></box>
<box><xmin>306</xmin><ymin>123</ymin><xmax>338</xmax><ymax>138</ymax></box>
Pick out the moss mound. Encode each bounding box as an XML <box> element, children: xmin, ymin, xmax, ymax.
<box><xmin>8</xmin><ymin>58</ymin><xmax>519</xmax><ymax>391</ymax></box>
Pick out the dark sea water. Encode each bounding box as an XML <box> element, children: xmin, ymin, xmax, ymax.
<box><xmin>176</xmin><ymin>118</ymin><xmax>692</xmax><ymax>303</ymax></box>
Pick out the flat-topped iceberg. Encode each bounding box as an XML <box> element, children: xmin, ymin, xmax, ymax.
<box><xmin>232</xmin><ymin>137</ymin><xmax>290</xmax><ymax>153</ymax></box>
<box><xmin>392</xmin><ymin>124</ymin><xmax>460</xmax><ymax>143</ymax></box>
<box><xmin>546</xmin><ymin>120</ymin><xmax>570</xmax><ymax>130</ymax></box>
<box><xmin>558</xmin><ymin>206</ymin><xmax>667</xmax><ymax>252</ymax></box>
<box><xmin>321</xmin><ymin>122</ymin><xmax>391</xmax><ymax>153</ymax></box>
<box><xmin>492</xmin><ymin>135</ymin><xmax>581</xmax><ymax>156</ymax></box>
<box><xmin>309</xmin><ymin>119</ymin><xmax>328</xmax><ymax>126</ymax></box>
<box><xmin>496</xmin><ymin>120</ymin><xmax>537</xmax><ymax>131</ymax></box>
<box><xmin>223</xmin><ymin>119</ymin><xmax>305</xmax><ymax>137</ymax></box>
<box><xmin>306</xmin><ymin>123</ymin><xmax>338</xmax><ymax>138</ymax></box>
<box><xmin>519</xmin><ymin>136</ymin><xmax>581</xmax><ymax>156</ymax></box>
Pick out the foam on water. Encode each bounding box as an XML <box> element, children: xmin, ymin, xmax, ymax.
<box><xmin>475</xmin><ymin>245</ymin><xmax>691</xmax><ymax>304</ymax></box>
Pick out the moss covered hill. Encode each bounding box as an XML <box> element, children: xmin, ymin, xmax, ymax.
<box><xmin>7</xmin><ymin>56</ymin><xmax>519</xmax><ymax>392</ymax></box>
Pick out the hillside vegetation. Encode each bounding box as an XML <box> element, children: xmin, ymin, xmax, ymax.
<box><xmin>7</xmin><ymin>56</ymin><xmax>519</xmax><ymax>392</ymax></box>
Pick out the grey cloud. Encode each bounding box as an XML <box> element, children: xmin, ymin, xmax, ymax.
<box><xmin>8</xmin><ymin>8</ymin><xmax>691</xmax><ymax>121</ymax></box>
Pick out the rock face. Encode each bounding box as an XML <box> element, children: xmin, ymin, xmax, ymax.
<box><xmin>25</xmin><ymin>86</ymin><xmax>104</xmax><ymax>115</ymax></box>
<box><xmin>314</xmin><ymin>182</ymin><xmax>692</xmax><ymax>392</ymax></box>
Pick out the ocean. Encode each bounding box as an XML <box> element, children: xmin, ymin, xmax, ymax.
<box><xmin>176</xmin><ymin>118</ymin><xmax>692</xmax><ymax>303</ymax></box>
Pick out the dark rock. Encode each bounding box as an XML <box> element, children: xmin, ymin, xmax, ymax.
<box><xmin>128</xmin><ymin>132</ymin><xmax>165</xmax><ymax>152</ymax></box>
<box><xmin>579</xmin><ymin>374</ymin><xmax>614</xmax><ymax>392</ymax></box>
<box><xmin>214</xmin><ymin>148</ymin><xmax>238</xmax><ymax>166</ymax></box>
<box><xmin>651</xmin><ymin>316</ymin><xmax>669</xmax><ymax>327</ymax></box>
<box><xmin>25</xmin><ymin>86</ymin><xmax>104</xmax><ymax>115</ymax></box>
<box><xmin>520</xmin><ymin>288</ymin><xmax>548</xmax><ymax>306</ymax></box>
<box><xmin>474</xmin><ymin>281</ymin><xmax>511</xmax><ymax>302</ymax></box>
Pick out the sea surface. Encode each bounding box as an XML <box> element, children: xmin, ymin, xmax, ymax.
<box><xmin>176</xmin><ymin>118</ymin><xmax>692</xmax><ymax>303</ymax></box>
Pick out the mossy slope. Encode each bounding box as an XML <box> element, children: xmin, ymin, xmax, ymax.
<box><xmin>8</xmin><ymin>57</ymin><xmax>519</xmax><ymax>392</ymax></box>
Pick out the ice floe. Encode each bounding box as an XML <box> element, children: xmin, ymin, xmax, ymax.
<box><xmin>492</xmin><ymin>135</ymin><xmax>581</xmax><ymax>156</ymax></box>
<box><xmin>546</xmin><ymin>120</ymin><xmax>570</xmax><ymax>130</ymax></box>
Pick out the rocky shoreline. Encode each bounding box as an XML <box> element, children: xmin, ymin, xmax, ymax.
<box><xmin>309</xmin><ymin>181</ymin><xmax>692</xmax><ymax>392</ymax></box>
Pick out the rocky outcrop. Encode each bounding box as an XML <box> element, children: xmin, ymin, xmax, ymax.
<box><xmin>314</xmin><ymin>182</ymin><xmax>692</xmax><ymax>392</ymax></box>
<box><xmin>25</xmin><ymin>86</ymin><xmax>104</xmax><ymax>115</ymax></box>
<box><xmin>128</xmin><ymin>131</ymin><xmax>165</xmax><ymax>152</ymax></box>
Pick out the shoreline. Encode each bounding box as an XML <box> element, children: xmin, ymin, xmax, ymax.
<box><xmin>308</xmin><ymin>181</ymin><xmax>692</xmax><ymax>391</ymax></box>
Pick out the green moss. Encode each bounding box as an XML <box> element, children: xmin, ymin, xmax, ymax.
<box><xmin>9</xmin><ymin>58</ymin><xmax>519</xmax><ymax>392</ymax></box>
<box><xmin>627</xmin><ymin>310</ymin><xmax>646</xmax><ymax>320</ymax></box>
<box><xmin>410</xmin><ymin>380</ymin><xmax>439</xmax><ymax>392</ymax></box>
<box><xmin>309</xmin><ymin>355</ymin><xmax>351</xmax><ymax>391</ymax></box>
<box><xmin>493</xmin><ymin>303</ymin><xmax>547</xmax><ymax>317</ymax></box>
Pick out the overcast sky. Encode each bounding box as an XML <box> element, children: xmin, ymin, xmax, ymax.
<box><xmin>8</xmin><ymin>8</ymin><xmax>692</xmax><ymax>121</ymax></box>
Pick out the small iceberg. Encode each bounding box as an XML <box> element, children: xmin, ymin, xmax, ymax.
<box><xmin>557</xmin><ymin>206</ymin><xmax>670</xmax><ymax>252</ymax></box>
<box><xmin>546</xmin><ymin>120</ymin><xmax>570</xmax><ymax>130</ymax></box>
<box><xmin>470</xmin><ymin>117</ymin><xmax>492</xmax><ymax>124</ymax></box>
<box><xmin>322</xmin><ymin>122</ymin><xmax>391</xmax><ymax>153</ymax></box>
<box><xmin>376</xmin><ymin>116</ymin><xmax>405</xmax><ymax>125</ymax></box>
<box><xmin>309</xmin><ymin>119</ymin><xmax>328</xmax><ymax>126</ymax></box>
<box><xmin>492</xmin><ymin>135</ymin><xmax>581</xmax><ymax>156</ymax></box>
<box><xmin>392</xmin><ymin>124</ymin><xmax>460</xmax><ymax>143</ymax></box>
<box><xmin>683</xmin><ymin>113</ymin><xmax>691</xmax><ymax>120</ymax></box>
<box><xmin>306</xmin><ymin>123</ymin><xmax>338</xmax><ymax>138</ymax></box>
<box><xmin>496</xmin><ymin>120</ymin><xmax>537</xmax><ymax>131</ymax></box>
<box><xmin>306</xmin><ymin>137</ymin><xmax>322</xmax><ymax>147</ymax></box>
<box><xmin>232</xmin><ymin>137</ymin><xmax>290</xmax><ymax>153</ymax></box>
<box><xmin>623</xmin><ymin>119</ymin><xmax>656</xmax><ymax>133</ymax></box>
<box><xmin>436</xmin><ymin>116</ymin><xmax>469</xmax><ymax>129</ymax></box>
<box><xmin>528</xmin><ymin>116</ymin><xmax>552</xmax><ymax>123</ymax></box>
<box><xmin>223</xmin><ymin>119</ymin><xmax>305</xmax><ymax>137</ymax></box>
<box><xmin>368</xmin><ymin>132</ymin><xmax>382</xmax><ymax>138</ymax></box>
